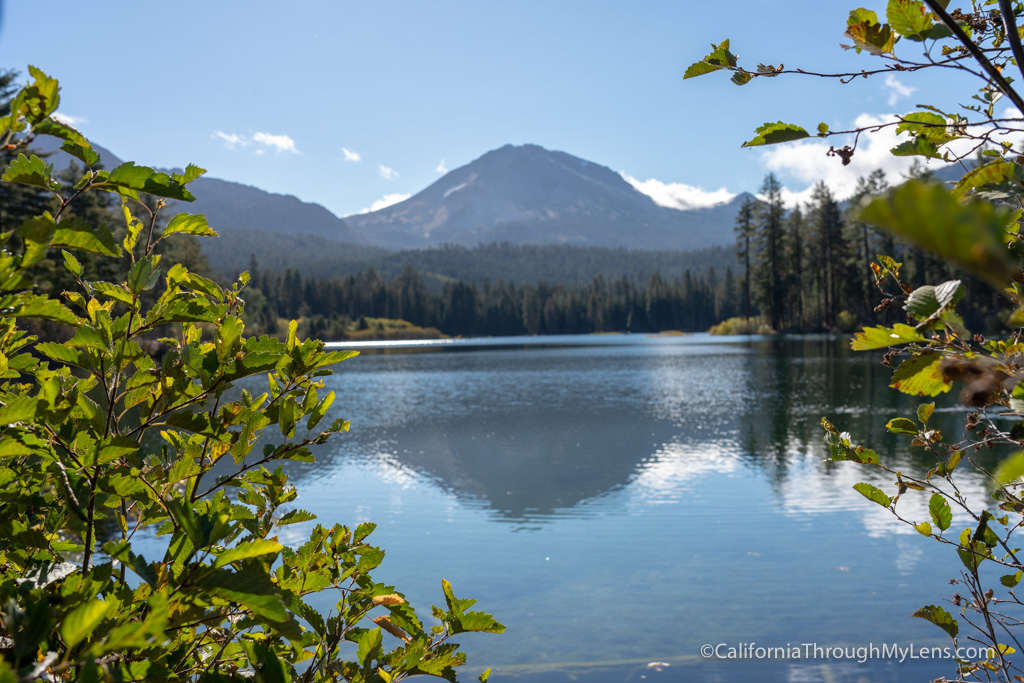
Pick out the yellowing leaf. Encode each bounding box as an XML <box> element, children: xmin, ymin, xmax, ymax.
<box><xmin>890</xmin><ymin>351</ymin><xmax>952</xmax><ymax>396</ymax></box>
<box><xmin>850</xmin><ymin>323</ymin><xmax>926</xmax><ymax>350</ymax></box>
<box><xmin>853</xmin><ymin>482</ymin><xmax>891</xmax><ymax>507</ymax></box>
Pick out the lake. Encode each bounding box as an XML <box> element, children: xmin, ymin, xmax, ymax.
<box><xmin>270</xmin><ymin>333</ymin><xmax>995</xmax><ymax>681</ymax></box>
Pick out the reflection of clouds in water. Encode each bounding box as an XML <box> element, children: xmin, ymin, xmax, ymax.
<box><xmin>629</xmin><ymin>441</ymin><xmax>740</xmax><ymax>504</ymax></box>
<box><xmin>369</xmin><ymin>452</ymin><xmax>422</xmax><ymax>489</ymax></box>
<box><xmin>895</xmin><ymin>540</ymin><xmax>924</xmax><ymax>575</ymax></box>
<box><xmin>779</xmin><ymin>455</ymin><xmax>990</xmax><ymax>539</ymax></box>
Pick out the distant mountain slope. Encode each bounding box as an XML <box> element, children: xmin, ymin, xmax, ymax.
<box><xmin>30</xmin><ymin>136</ymin><xmax>364</xmax><ymax>243</ymax></box>
<box><xmin>344</xmin><ymin>143</ymin><xmax>744</xmax><ymax>250</ymax></box>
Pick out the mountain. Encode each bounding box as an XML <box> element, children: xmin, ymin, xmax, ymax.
<box><xmin>29</xmin><ymin>136</ymin><xmax>365</xmax><ymax>243</ymax></box>
<box><xmin>344</xmin><ymin>143</ymin><xmax>743</xmax><ymax>250</ymax></box>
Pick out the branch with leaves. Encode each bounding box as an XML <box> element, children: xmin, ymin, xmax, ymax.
<box><xmin>0</xmin><ymin>67</ymin><xmax>502</xmax><ymax>683</ymax></box>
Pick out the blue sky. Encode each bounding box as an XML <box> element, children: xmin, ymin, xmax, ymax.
<box><xmin>0</xmin><ymin>1</ymin><xmax>984</xmax><ymax>217</ymax></box>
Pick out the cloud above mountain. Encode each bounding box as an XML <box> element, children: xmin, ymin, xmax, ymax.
<box><xmin>621</xmin><ymin>174</ymin><xmax>736</xmax><ymax>210</ymax></box>
<box><xmin>361</xmin><ymin>192</ymin><xmax>411</xmax><ymax>213</ymax></box>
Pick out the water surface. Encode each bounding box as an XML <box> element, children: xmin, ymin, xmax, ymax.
<box><xmin>268</xmin><ymin>333</ymin><xmax>998</xmax><ymax>681</ymax></box>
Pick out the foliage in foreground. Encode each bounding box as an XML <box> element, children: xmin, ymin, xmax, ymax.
<box><xmin>692</xmin><ymin>1</ymin><xmax>1024</xmax><ymax>681</ymax></box>
<box><xmin>0</xmin><ymin>68</ymin><xmax>502</xmax><ymax>682</ymax></box>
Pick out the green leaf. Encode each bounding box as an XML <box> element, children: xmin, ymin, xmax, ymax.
<box><xmin>354</xmin><ymin>521</ymin><xmax>377</xmax><ymax>543</ymax></box>
<box><xmin>730</xmin><ymin>71</ymin><xmax>753</xmax><ymax>86</ymax></box>
<box><xmin>995</xmin><ymin>450</ymin><xmax>1024</xmax><ymax>485</ymax></box>
<box><xmin>888</xmin><ymin>0</ymin><xmax>938</xmax><ymax>39</ymax></box>
<box><xmin>896</xmin><ymin>112</ymin><xmax>948</xmax><ymax>140</ymax></box>
<box><xmin>1002</xmin><ymin>571</ymin><xmax>1023</xmax><ymax>588</ymax></box>
<box><xmin>886</xmin><ymin>417</ymin><xmax>918</xmax><ymax>435</ymax></box>
<box><xmin>817</xmin><ymin>122</ymin><xmax>829</xmax><ymax>135</ymax></box>
<box><xmin>684</xmin><ymin>60</ymin><xmax>723</xmax><ymax>79</ymax></box>
<box><xmin>684</xmin><ymin>40</ymin><xmax>739</xmax><ymax>79</ymax></box>
<box><xmin>859</xmin><ymin>180</ymin><xmax>1019</xmax><ymax>290</ymax></box>
<box><xmin>90</xmin><ymin>282</ymin><xmax>136</xmax><ymax>308</ymax></box>
<box><xmin>890</xmin><ymin>138</ymin><xmax>942</xmax><ymax>159</ymax></box>
<box><xmin>306</xmin><ymin>391</ymin><xmax>335</xmax><ymax>431</ymax></box>
<box><xmin>356</xmin><ymin>627</ymin><xmax>382</xmax><ymax>665</ymax></box>
<box><xmin>121</xmin><ymin>200</ymin><xmax>143</xmax><ymax>252</ymax></box>
<box><xmin>199</xmin><ymin>568</ymin><xmax>288</xmax><ymax>622</ymax></box>
<box><xmin>917</xmin><ymin>402</ymin><xmax>934</xmax><ymax>424</ymax></box>
<box><xmin>1</xmin><ymin>154</ymin><xmax>54</xmax><ymax>190</ymax></box>
<box><xmin>850</xmin><ymin>323</ymin><xmax>926</xmax><ymax>350</ymax></box>
<box><xmin>61</xmin><ymin>599</ymin><xmax>111</xmax><ymax>648</ymax></box>
<box><xmin>890</xmin><ymin>351</ymin><xmax>952</xmax><ymax>396</ymax></box>
<box><xmin>172</xmin><ymin>164</ymin><xmax>206</xmax><ymax>185</ymax></box>
<box><xmin>18</xmin><ymin>214</ymin><xmax>56</xmax><ymax>268</ymax></box>
<box><xmin>915</xmin><ymin>521</ymin><xmax>932</xmax><ymax>536</ymax></box>
<box><xmin>62</xmin><ymin>250</ymin><xmax>83</xmax><ymax>278</ymax></box>
<box><xmin>35</xmin><ymin>342</ymin><xmax>86</xmax><ymax>368</ymax></box>
<box><xmin>951</xmin><ymin>160</ymin><xmax>1023</xmax><ymax>201</ymax></box>
<box><xmin>52</xmin><ymin>217</ymin><xmax>121</xmax><ymax>257</ymax></box>
<box><xmin>33</xmin><ymin>116</ymin><xmax>88</xmax><ymax>148</ymax></box>
<box><xmin>911</xmin><ymin>604</ymin><xmax>958</xmax><ymax>639</ymax></box>
<box><xmin>853</xmin><ymin>482</ymin><xmax>891</xmax><ymax>507</ymax></box>
<box><xmin>929</xmin><ymin>493</ymin><xmax>952</xmax><ymax>531</ymax></box>
<box><xmin>163</xmin><ymin>213</ymin><xmax>218</xmax><ymax>238</ymax></box>
<box><xmin>451</xmin><ymin>610</ymin><xmax>507</xmax><ymax>635</ymax></box>
<box><xmin>213</xmin><ymin>539</ymin><xmax>283</xmax><ymax>569</ymax></box>
<box><xmin>0</xmin><ymin>294</ymin><xmax>82</xmax><ymax>325</ymax></box>
<box><xmin>19</xmin><ymin>66</ymin><xmax>60</xmax><ymax>125</ymax></box>
<box><xmin>163</xmin><ymin>410</ymin><xmax>225</xmax><ymax>440</ymax></box>
<box><xmin>60</xmin><ymin>140</ymin><xmax>101</xmax><ymax>167</ymax></box>
<box><xmin>102</xmin><ymin>162</ymin><xmax>196</xmax><ymax>201</ymax></box>
<box><xmin>742</xmin><ymin>122</ymin><xmax>810</xmax><ymax>147</ymax></box>
<box><xmin>933</xmin><ymin>449</ymin><xmax>963</xmax><ymax>477</ymax></box>
<box><xmin>904</xmin><ymin>280</ymin><xmax>963</xmax><ymax>321</ymax></box>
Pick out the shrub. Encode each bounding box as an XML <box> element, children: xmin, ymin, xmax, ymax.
<box><xmin>0</xmin><ymin>67</ymin><xmax>501</xmax><ymax>683</ymax></box>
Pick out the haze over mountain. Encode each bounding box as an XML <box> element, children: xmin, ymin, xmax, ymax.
<box><xmin>345</xmin><ymin>144</ymin><xmax>743</xmax><ymax>250</ymax></box>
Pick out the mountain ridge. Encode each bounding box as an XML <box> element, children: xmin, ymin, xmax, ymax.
<box><xmin>344</xmin><ymin>143</ymin><xmax>742</xmax><ymax>250</ymax></box>
<box><xmin>29</xmin><ymin>136</ymin><xmax>365</xmax><ymax>244</ymax></box>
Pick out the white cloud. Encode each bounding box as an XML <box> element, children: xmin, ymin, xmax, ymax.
<box><xmin>758</xmin><ymin>112</ymin><xmax>958</xmax><ymax>207</ymax></box>
<box><xmin>622</xmin><ymin>174</ymin><xmax>736</xmax><ymax>210</ymax></box>
<box><xmin>52</xmin><ymin>112</ymin><xmax>86</xmax><ymax>127</ymax></box>
<box><xmin>992</xmin><ymin>106</ymin><xmax>1024</xmax><ymax>152</ymax></box>
<box><xmin>360</xmin><ymin>193</ymin><xmax>411</xmax><ymax>213</ymax></box>
<box><xmin>378</xmin><ymin>164</ymin><xmax>399</xmax><ymax>180</ymax></box>
<box><xmin>883</xmin><ymin>74</ymin><xmax>916</xmax><ymax>107</ymax></box>
<box><xmin>342</xmin><ymin>147</ymin><xmax>361</xmax><ymax>162</ymax></box>
<box><xmin>253</xmin><ymin>131</ymin><xmax>299</xmax><ymax>153</ymax></box>
<box><xmin>436</xmin><ymin>159</ymin><xmax>448</xmax><ymax>174</ymax></box>
<box><xmin>213</xmin><ymin>130</ymin><xmax>249</xmax><ymax>149</ymax></box>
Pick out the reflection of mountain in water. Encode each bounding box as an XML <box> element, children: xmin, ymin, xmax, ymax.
<box><xmin>352</xmin><ymin>408</ymin><xmax>689</xmax><ymax>520</ymax></box>
<box><xmin>282</xmin><ymin>336</ymin><xmax>996</xmax><ymax>523</ymax></box>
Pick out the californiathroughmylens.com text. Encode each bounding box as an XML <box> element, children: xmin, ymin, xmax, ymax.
<box><xmin>700</xmin><ymin>643</ymin><xmax>998</xmax><ymax>664</ymax></box>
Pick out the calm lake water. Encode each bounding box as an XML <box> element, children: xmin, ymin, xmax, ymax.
<box><xmin>266</xmin><ymin>333</ymin><xmax>999</xmax><ymax>681</ymax></box>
